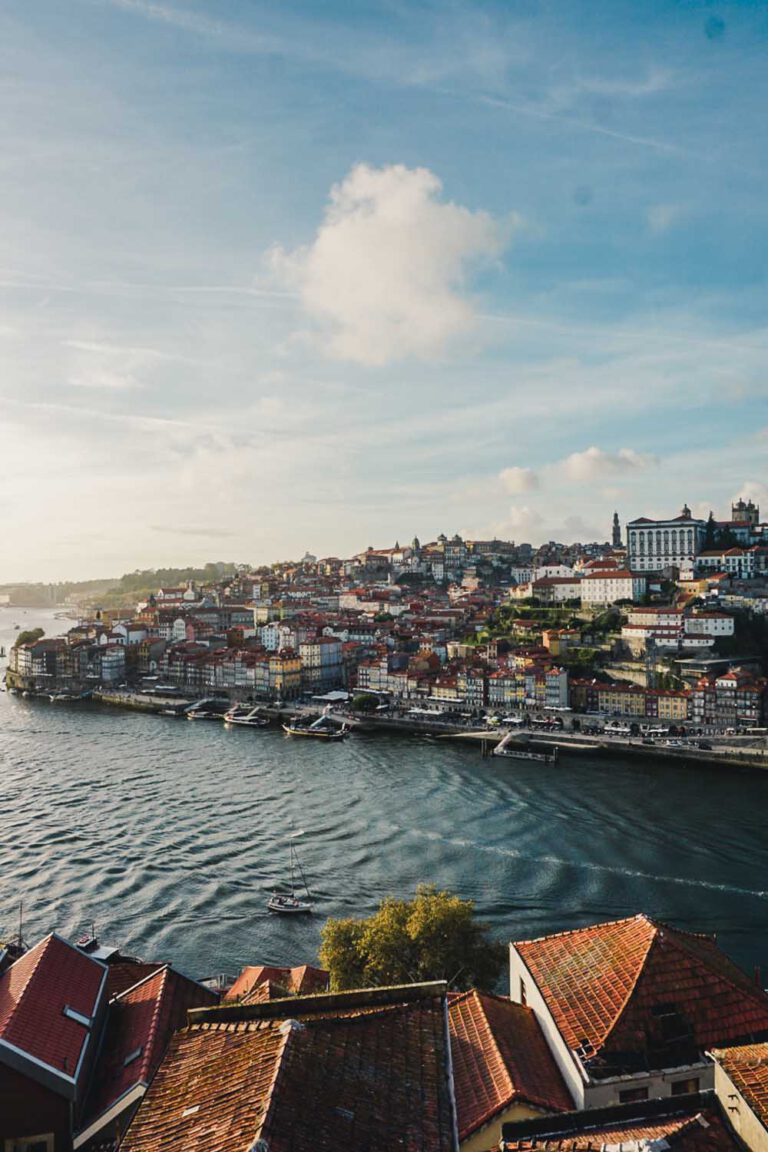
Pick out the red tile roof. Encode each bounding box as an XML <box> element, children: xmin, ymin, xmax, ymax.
<box><xmin>120</xmin><ymin>1019</ymin><xmax>287</xmax><ymax>1152</ymax></box>
<box><xmin>224</xmin><ymin>963</ymin><xmax>329</xmax><ymax>1003</ymax></box>
<box><xmin>711</xmin><ymin>1042</ymin><xmax>768</xmax><ymax>1126</ymax></box>
<box><xmin>0</xmin><ymin>933</ymin><xmax>106</xmax><ymax>1085</ymax></box>
<box><xmin>121</xmin><ymin>987</ymin><xmax>455</xmax><ymax>1152</ymax></box>
<box><xmin>105</xmin><ymin>961</ymin><xmax>164</xmax><ymax>1000</ymax></box>
<box><xmin>514</xmin><ymin>914</ymin><xmax>768</xmax><ymax>1077</ymax></box>
<box><xmin>80</xmin><ymin>965</ymin><xmax>219</xmax><ymax>1138</ymax></box>
<box><xmin>501</xmin><ymin>1107</ymin><xmax>740</xmax><ymax>1152</ymax></box>
<box><xmin>449</xmin><ymin>991</ymin><xmax>573</xmax><ymax>1139</ymax></box>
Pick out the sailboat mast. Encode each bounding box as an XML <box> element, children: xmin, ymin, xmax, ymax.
<box><xmin>295</xmin><ymin>848</ymin><xmax>311</xmax><ymax>900</ymax></box>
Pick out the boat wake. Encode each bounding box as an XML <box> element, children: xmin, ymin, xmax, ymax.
<box><xmin>390</xmin><ymin>825</ymin><xmax>768</xmax><ymax>900</ymax></box>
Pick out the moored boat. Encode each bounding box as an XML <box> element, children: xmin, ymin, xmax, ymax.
<box><xmin>282</xmin><ymin>707</ymin><xmax>347</xmax><ymax>741</ymax></box>
<box><xmin>184</xmin><ymin>698</ymin><xmax>230</xmax><ymax>720</ymax></box>
<box><xmin>224</xmin><ymin>704</ymin><xmax>270</xmax><ymax>728</ymax></box>
<box><xmin>493</xmin><ymin>741</ymin><xmax>558</xmax><ymax>764</ymax></box>
<box><xmin>282</xmin><ymin>720</ymin><xmax>347</xmax><ymax>740</ymax></box>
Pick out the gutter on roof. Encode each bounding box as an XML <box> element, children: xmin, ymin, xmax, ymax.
<box><xmin>73</xmin><ymin>1080</ymin><xmax>147</xmax><ymax>1149</ymax></box>
<box><xmin>0</xmin><ymin>1035</ymin><xmax>78</xmax><ymax>1098</ymax></box>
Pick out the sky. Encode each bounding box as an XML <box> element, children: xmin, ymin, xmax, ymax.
<box><xmin>1</xmin><ymin>0</ymin><xmax>767</xmax><ymax>581</ymax></box>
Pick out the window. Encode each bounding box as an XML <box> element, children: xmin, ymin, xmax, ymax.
<box><xmin>519</xmin><ymin>977</ymin><xmax>527</xmax><ymax>1006</ymax></box>
<box><xmin>619</xmin><ymin>1087</ymin><xmax>649</xmax><ymax>1104</ymax></box>
<box><xmin>5</xmin><ymin>1137</ymin><xmax>55</xmax><ymax>1152</ymax></box>
<box><xmin>671</xmin><ymin>1077</ymin><xmax>699</xmax><ymax>1096</ymax></box>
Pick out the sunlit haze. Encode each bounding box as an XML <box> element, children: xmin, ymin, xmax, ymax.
<box><xmin>2</xmin><ymin>0</ymin><xmax>767</xmax><ymax>581</ymax></box>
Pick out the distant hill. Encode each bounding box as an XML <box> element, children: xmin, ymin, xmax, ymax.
<box><xmin>0</xmin><ymin>562</ymin><xmax>244</xmax><ymax>609</ymax></box>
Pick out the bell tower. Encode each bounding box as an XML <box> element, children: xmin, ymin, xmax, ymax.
<box><xmin>612</xmin><ymin>511</ymin><xmax>621</xmax><ymax>548</ymax></box>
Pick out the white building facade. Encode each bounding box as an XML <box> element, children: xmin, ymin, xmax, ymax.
<box><xmin>627</xmin><ymin>506</ymin><xmax>707</xmax><ymax>573</ymax></box>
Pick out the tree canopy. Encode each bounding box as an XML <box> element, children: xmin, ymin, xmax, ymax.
<box><xmin>319</xmin><ymin>884</ymin><xmax>506</xmax><ymax>992</ymax></box>
<box><xmin>351</xmin><ymin>693</ymin><xmax>379</xmax><ymax>712</ymax></box>
<box><xmin>13</xmin><ymin>628</ymin><xmax>45</xmax><ymax>648</ymax></box>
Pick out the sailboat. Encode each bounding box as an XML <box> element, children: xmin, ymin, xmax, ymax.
<box><xmin>267</xmin><ymin>835</ymin><xmax>314</xmax><ymax>915</ymax></box>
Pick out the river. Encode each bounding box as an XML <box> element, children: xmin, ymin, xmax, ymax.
<box><xmin>1</xmin><ymin>606</ymin><xmax>766</xmax><ymax>983</ymax></box>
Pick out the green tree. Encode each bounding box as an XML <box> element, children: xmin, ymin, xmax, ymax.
<box><xmin>352</xmin><ymin>693</ymin><xmax>379</xmax><ymax>713</ymax></box>
<box><xmin>702</xmin><ymin>511</ymin><xmax>717</xmax><ymax>550</ymax></box>
<box><xmin>319</xmin><ymin>885</ymin><xmax>506</xmax><ymax>992</ymax></box>
<box><xmin>318</xmin><ymin>918</ymin><xmax>367</xmax><ymax>990</ymax></box>
<box><xmin>13</xmin><ymin>628</ymin><xmax>45</xmax><ymax>648</ymax></box>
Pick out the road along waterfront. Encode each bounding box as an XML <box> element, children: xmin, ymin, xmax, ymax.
<box><xmin>1</xmin><ymin>606</ymin><xmax>767</xmax><ymax>984</ymax></box>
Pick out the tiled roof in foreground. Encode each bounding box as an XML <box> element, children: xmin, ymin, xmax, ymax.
<box><xmin>449</xmin><ymin>990</ymin><xmax>573</xmax><ymax>1140</ymax></box>
<box><xmin>501</xmin><ymin>1095</ymin><xmax>740</xmax><ymax>1152</ymax></box>
<box><xmin>514</xmin><ymin>914</ymin><xmax>768</xmax><ymax>1075</ymax></box>
<box><xmin>0</xmin><ymin>932</ymin><xmax>106</xmax><ymax>1086</ymax></box>
<box><xmin>80</xmin><ymin>964</ymin><xmax>218</xmax><ymax>1138</ymax></box>
<box><xmin>120</xmin><ymin>981</ymin><xmax>455</xmax><ymax>1152</ymax></box>
<box><xmin>710</xmin><ymin>1042</ymin><xmax>768</xmax><ymax>1127</ymax></box>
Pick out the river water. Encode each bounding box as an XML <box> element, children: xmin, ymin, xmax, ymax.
<box><xmin>1</xmin><ymin>606</ymin><xmax>767</xmax><ymax>983</ymax></box>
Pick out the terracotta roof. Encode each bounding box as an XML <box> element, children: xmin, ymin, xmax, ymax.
<box><xmin>449</xmin><ymin>990</ymin><xmax>573</xmax><ymax>1139</ymax></box>
<box><xmin>225</xmin><ymin>964</ymin><xmax>329</xmax><ymax>1003</ymax></box>
<box><xmin>121</xmin><ymin>987</ymin><xmax>455</xmax><ymax>1152</ymax></box>
<box><xmin>80</xmin><ymin>966</ymin><xmax>219</xmax><ymax>1139</ymax></box>
<box><xmin>501</xmin><ymin>1105</ymin><xmax>740</xmax><ymax>1152</ymax></box>
<box><xmin>105</xmin><ymin>961</ymin><xmax>164</xmax><ymax>1000</ymax></box>
<box><xmin>514</xmin><ymin>914</ymin><xmax>768</xmax><ymax>1077</ymax></box>
<box><xmin>711</xmin><ymin>1042</ymin><xmax>768</xmax><ymax>1126</ymax></box>
<box><xmin>0</xmin><ymin>933</ymin><xmax>106</xmax><ymax>1085</ymax></box>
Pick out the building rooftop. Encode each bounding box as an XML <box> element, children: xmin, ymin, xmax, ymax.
<box><xmin>513</xmin><ymin>914</ymin><xmax>768</xmax><ymax>1078</ymax></box>
<box><xmin>710</xmin><ymin>1042</ymin><xmax>768</xmax><ymax>1129</ymax></box>
<box><xmin>120</xmin><ymin>982</ymin><xmax>455</xmax><ymax>1152</ymax></box>
<box><xmin>449</xmin><ymin>989</ymin><xmax>574</xmax><ymax>1141</ymax></box>
<box><xmin>78</xmin><ymin>965</ymin><xmax>219</xmax><ymax>1144</ymax></box>
<box><xmin>500</xmin><ymin>1094</ymin><xmax>739</xmax><ymax>1152</ymax></box>
<box><xmin>0</xmin><ymin>932</ymin><xmax>106</xmax><ymax>1089</ymax></box>
<box><xmin>224</xmin><ymin>963</ymin><xmax>329</xmax><ymax>1003</ymax></box>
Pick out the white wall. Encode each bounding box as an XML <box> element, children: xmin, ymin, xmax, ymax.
<box><xmin>508</xmin><ymin>946</ymin><xmax>585</xmax><ymax>1108</ymax></box>
<box><xmin>713</xmin><ymin>1062</ymin><xmax>768</xmax><ymax>1152</ymax></box>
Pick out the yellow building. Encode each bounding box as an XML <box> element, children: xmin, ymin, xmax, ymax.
<box><xmin>597</xmin><ymin>686</ymin><xmax>647</xmax><ymax>716</ymax></box>
<box><xmin>268</xmin><ymin>651</ymin><xmax>302</xmax><ymax>698</ymax></box>
<box><xmin>655</xmin><ymin>690</ymin><xmax>690</xmax><ymax>721</ymax></box>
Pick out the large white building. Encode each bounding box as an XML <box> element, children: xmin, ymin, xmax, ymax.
<box><xmin>626</xmin><ymin>505</ymin><xmax>706</xmax><ymax>573</ymax></box>
<box><xmin>580</xmin><ymin>569</ymin><xmax>646</xmax><ymax>606</ymax></box>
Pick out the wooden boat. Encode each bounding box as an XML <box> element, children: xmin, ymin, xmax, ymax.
<box><xmin>184</xmin><ymin>698</ymin><xmax>229</xmax><ymax>720</ymax></box>
<box><xmin>267</xmin><ymin>837</ymin><xmax>313</xmax><ymax>915</ymax></box>
<box><xmin>224</xmin><ymin>704</ymin><xmax>270</xmax><ymax>728</ymax></box>
<box><xmin>282</xmin><ymin>707</ymin><xmax>347</xmax><ymax>741</ymax></box>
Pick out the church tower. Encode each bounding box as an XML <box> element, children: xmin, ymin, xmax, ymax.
<box><xmin>612</xmin><ymin>511</ymin><xmax>621</xmax><ymax>548</ymax></box>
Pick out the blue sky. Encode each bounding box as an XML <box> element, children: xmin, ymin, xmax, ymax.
<box><xmin>1</xmin><ymin>0</ymin><xmax>766</xmax><ymax>579</ymax></box>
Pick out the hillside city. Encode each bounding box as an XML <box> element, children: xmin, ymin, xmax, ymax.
<box><xmin>6</xmin><ymin>499</ymin><xmax>768</xmax><ymax>736</ymax></box>
<box><xmin>5</xmin><ymin>501</ymin><xmax>768</xmax><ymax>1151</ymax></box>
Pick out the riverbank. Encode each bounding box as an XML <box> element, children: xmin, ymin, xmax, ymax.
<box><xmin>9</xmin><ymin>684</ymin><xmax>768</xmax><ymax>772</ymax></box>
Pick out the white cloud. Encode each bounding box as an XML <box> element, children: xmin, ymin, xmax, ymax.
<box><xmin>68</xmin><ymin>369</ymin><xmax>141</xmax><ymax>390</ymax></box>
<box><xmin>559</xmin><ymin>446</ymin><xmax>655</xmax><ymax>482</ymax></box>
<box><xmin>269</xmin><ymin>163</ymin><xmax>510</xmax><ymax>365</ymax></box>
<box><xmin>493</xmin><ymin>505</ymin><xmax>539</xmax><ymax>537</ymax></box>
<box><xmin>499</xmin><ymin>465</ymin><xmax>539</xmax><ymax>493</ymax></box>
<box><xmin>647</xmin><ymin>204</ymin><xmax>683</xmax><ymax>234</ymax></box>
<box><xmin>734</xmin><ymin>480</ymin><xmax>768</xmax><ymax>507</ymax></box>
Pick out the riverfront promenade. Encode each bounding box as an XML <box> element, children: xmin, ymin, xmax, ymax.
<box><xmin>58</xmin><ymin>686</ymin><xmax>768</xmax><ymax>771</ymax></box>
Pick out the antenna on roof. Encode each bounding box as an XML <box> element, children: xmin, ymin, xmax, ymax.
<box><xmin>16</xmin><ymin>901</ymin><xmax>27</xmax><ymax>952</ymax></box>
